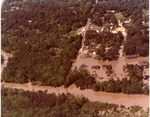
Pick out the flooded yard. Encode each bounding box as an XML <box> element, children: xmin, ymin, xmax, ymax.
<box><xmin>73</xmin><ymin>19</ymin><xmax>149</xmax><ymax>82</ymax></box>
<box><xmin>72</xmin><ymin>51</ymin><xmax>149</xmax><ymax>81</ymax></box>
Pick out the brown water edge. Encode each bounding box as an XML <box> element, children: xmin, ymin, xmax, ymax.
<box><xmin>2</xmin><ymin>82</ymin><xmax>149</xmax><ymax>110</ymax></box>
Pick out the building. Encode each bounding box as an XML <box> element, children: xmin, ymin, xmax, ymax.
<box><xmin>126</xmin><ymin>55</ymin><xmax>138</xmax><ymax>59</ymax></box>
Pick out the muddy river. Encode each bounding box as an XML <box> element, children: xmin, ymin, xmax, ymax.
<box><xmin>2</xmin><ymin>82</ymin><xmax>149</xmax><ymax>110</ymax></box>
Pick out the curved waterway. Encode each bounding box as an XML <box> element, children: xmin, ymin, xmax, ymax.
<box><xmin>1</xmin><ymin>50</ymin><xmax>149</xmax><ymax>110</ymax></box>
<box><xmin>2</xmin><ymin>82</ymin><xmax>149</xmax><ymax>110</ymax></box>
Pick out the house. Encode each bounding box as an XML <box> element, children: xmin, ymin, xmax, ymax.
<box><xmin>126</xmin><ymin>55</ymin><xmax>138</xmax><ymax>59</ymax></box>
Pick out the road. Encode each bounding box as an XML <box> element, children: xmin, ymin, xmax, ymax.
<box><xmin>80</xmin><ymin>18</ymin><xmax>91</xmax><ymax>52</ymax></box>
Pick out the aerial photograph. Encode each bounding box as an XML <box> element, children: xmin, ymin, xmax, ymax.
<box><xmin>1</xmin><ymin>0</ymin><xmax>149</xmax><ymax>116</ymax></box>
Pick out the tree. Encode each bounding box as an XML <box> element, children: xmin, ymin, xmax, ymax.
<box><xmin>96</xmin><ymin>46</ymin><xmax>106</xmax><ymax>60</ymax></box>
<box><xmin>124</xmin><ymin>39</ymin><xmax>136</xmax><ymax>55</ymax></box>
<box><xmin>137</xmin><ymin>43</ymin><xmax>149</xmax><ymax>56</ymax></box>
<box><xmin>105</xmin><ymin>47</ymin><xmax>119</xmax><ymax>60</ymax></box>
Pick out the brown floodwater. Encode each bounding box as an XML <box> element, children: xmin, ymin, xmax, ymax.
<box><xmin>2</xmin><ymin>82</ymin><xmax>149</xmax><ymax>110</ymax></box>
<box><xmin>72</xmin><ymin>51</ymin><xmax>149</xmax><ymax>81</ymax></box>
<box><xmin>0</xmin><ymin>18</ymin><xmax>149</xmax><ymax>112</ymax></box>
<box><xmin>71</xmin><ymin>20</ymin><xmax>149</xmax><ymax>110</ymax></box>
<box><xmin>73</xmin><ymin>20</ymin><xmax>149</xmax><ymax>81</ymax></box>
<box><xmin>1</xmin><ymin>46</ymin><xmax>149</xmax><ymax>111</ymax></box>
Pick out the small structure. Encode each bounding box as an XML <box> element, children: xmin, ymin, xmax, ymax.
<box><xmin>126</xmin><ymin>55</ymin><xmax>138</xmax><ymax>59</ymax></box>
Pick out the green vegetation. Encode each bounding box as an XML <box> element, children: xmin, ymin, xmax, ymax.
<box><xmin>93</xmin><ymin>64</ymin><xmax>149</xmax><ymax>94</ymax></box>
<box><xmin>124</xmin><ymin>27</ymin><xmax>149</xmax><ymax>56</ymax></box>
<box><xmin>123</xmin><ymin>2</ymin><xmax>149</xmax><ymax>56</ymax></box>
<box><xmin>65</xmin><ymin>65</ymin><xmax>149</xmax><ymax>95</ymax></box>
<box><xmin>93</xmin><ymin>78</ymin><xmax>148</xmax><ymax>94</ymax></box>
<box><xmin>87</xmin><ymin>31</ymin><xmax>123</xmax><ymax>61</ymax></box>
<box><xmin>1</xmin><ymin>0</ymin><xmax>149</xmax><ymax>90</ymax></box>
<box><xmin>64</xmin><ymin>68</ymin><xmax>96</xmax><ymax>89</ymax></box>
<box><xmin>2</xmin><ymin>87</ymin><xmax>148</xmax><ymax>117</ymax></box>
<box><xmin>91</xmin><ymin>0</ymin><xmax>149</xmax><ymax>56</ymax></box>
<box><xmin>2</xmin><ymin>0</ymin><xmax>92</xmax><ymax>85</ymax></box>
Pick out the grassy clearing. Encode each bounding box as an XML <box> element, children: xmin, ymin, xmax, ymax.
<box><xmin>115</xmin><ymin>12</ymin><xmax>125</xmax><ymax>21</ymax></box>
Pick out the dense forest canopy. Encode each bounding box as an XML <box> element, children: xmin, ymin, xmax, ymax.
<box><xmin>1</xmin><ymin>0</ymin><xmax>149</xmax><ymax>88</ymax></box>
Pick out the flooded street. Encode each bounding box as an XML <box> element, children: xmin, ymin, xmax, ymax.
<box><xmin>2</xmin><ymin>82</ymin><xmax>149</xmax><ymax>110</ymax></box>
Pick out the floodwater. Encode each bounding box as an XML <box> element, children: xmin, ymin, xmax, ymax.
<box><xmin>73</xmin><ymin>20</ymin><xmax>149</xmax><ymax>81</ymax></box>
<box><xmin>1</xmin><ymin>49</ymin><xmax>149</xmax><ymax>110</ymax></box>
<box><xmin>72</xmin><ymin>52</ymin><xmax>149</xmax><ymax>81</ymax></box>
<box><xmin>2</xmin><ymin>82</ymin><xmax>149</xmax><ymax>110</ymax></box>
<box><xmin>70</xmin><ymin>19</ymin><xmax>149</xmax><ymax>110</ymax></box>
<box><xmin>1</xmin><ymin>19</ymin><xmax>149</xmax><ymax>112</ymax></box>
